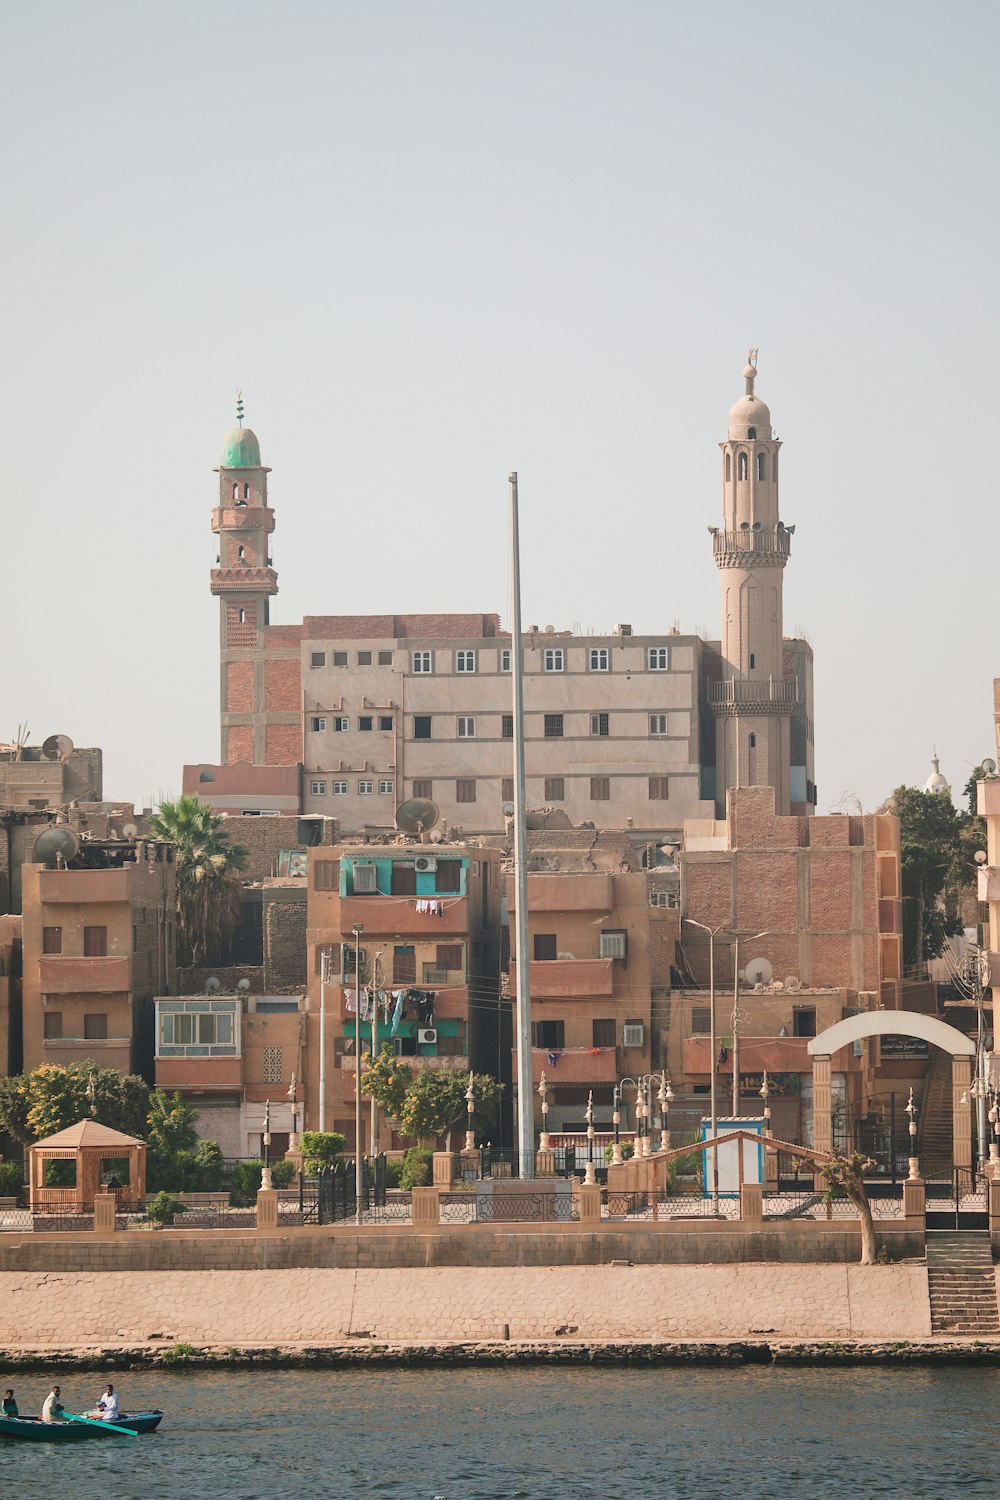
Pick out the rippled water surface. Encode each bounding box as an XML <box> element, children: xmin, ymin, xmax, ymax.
<box><xmin>1</xmin><ymin>1364</ymin><xmax>998</xmax><ymax>1499</ymax></box>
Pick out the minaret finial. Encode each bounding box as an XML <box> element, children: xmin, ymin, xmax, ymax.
<box><xmin>236</xmin><ymin>388</ymin><xmax>244</xmax><ymax>426</ymax></box>
<box><xmin>743</xmin><ymin>349</ymin><xmax>758</xmax><ymax>397</ymax></box>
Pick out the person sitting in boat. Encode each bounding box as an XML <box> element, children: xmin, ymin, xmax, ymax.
<box><xmin>91</xmin><ymin>1384</ymin><xmax>121</xmax><ymax>1422</ymax></box>
<box><xmin>2</xmin><ymin>1389</ymin><xmax>16</xmax><ymax>1417</ymax></box>
<box><xmin>41</xmin><ymin>1385</ymin><xmax>64</xmax><ymax>1423</ymax></box>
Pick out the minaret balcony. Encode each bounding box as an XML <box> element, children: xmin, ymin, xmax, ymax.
<box><xmin>212</xmin><ymin>506</ymin><xmax>276</xmax><ymax>534</ymax></box>
<box><xmin>210</xmin><ymin>566</ymin><xmax>278</xmax><ymax>595</ymax></box>
<box><xmin>708</xmin><ymin>678</ymin><xmax>798</xmax><ymax>714</ymax></box>
<box><xmin>711</xmin><ymin>527</ymin><xmax>790</xmax><ymax>568</ymax></box>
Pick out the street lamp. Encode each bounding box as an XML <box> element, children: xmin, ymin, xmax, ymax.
<box><xmin>465</xmin><ymin>1072</ymin><xmax>476</xmax><ymax>1152</ymax></box>
<box><xmin>611</xmin><ymin>1085</ymin><xmax>622</xmax><ymax>1166</ymax></box>
<box><xmin>658</xmin><ymin>1072</ymin><xmax>674</xmax><ymax>1151</ymax></box>
<box><xmin>538</xmin><ymin>1071</ymin><xmax>550</xmax><ymax>1153</ymax></box>
<box><xmin>684</xmin><ymin>918</ymin><xmax>725</xmax><ymax>1204</ymax></box>
<box><xmin>905</xmin><ymin>1087</ymin><xmax>920</xmax><ymax>1181</ymax></box>
<box><xmin>261</xmin><ymin>1098</ymin><xmax>272</xmax><ymax>1190</ymax></box>
<box><xmin>584</xmin><ymin>1090</ymin><xmax>597</xmax><ymax>1184</ymax></box>
<box><xmin>352</xmin><ymin>922</ymin><xmax>364</xmax><ymax>1225</ymax></box>
<box><xmin>286</xmin><ymin>1071</ymin><xmax>298</xmax><ymax>1151</ymax></box>
<box><xmin>731</xmin><ymin>930</ymin><xmax>771</xmax><ymax>1115</ymax></box>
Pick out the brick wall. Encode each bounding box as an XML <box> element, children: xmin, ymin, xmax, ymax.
<box><xmin>265</xmin><ymin>659</ymin><xmax>300</xmax><ymax>712</ymax></box>
<box><xmin>226</xmin><ymin>726</ymin><xmax>254</xmax><ymax>763</ymax></box>
<box><xmin>265</xmin><ymin>724</ymin><xmax>302</xmax><ymax>764</ymax></box>
<box><xmin>265</xmin><ymin>900</ymin><xmax>307</xmax><ymax>989</ymax></box>
<box><xmin>226</xmin><ymin>661</ymin><xmax>254</xmax><ymax>713</ymax></box>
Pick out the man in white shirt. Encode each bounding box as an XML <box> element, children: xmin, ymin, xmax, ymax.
<box><xmin>41</xmin><ymin>1386</ymin><xmax>64</xmax><ymax>1423</ymax></box>
<box><xmin>96</xmin><ymin>1385</ymin><xmax>120</xmax><ymax>1422</ymax></box>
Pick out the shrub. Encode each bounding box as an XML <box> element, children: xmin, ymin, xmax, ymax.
<box><xmin>147</xmin><ymin>1191</ymin><xmax>188</xmax><ymax>1226</ymax></box>
<box><xmin>228</xmin><ymin>1158</ymin><xmax>295</xmax><ymax>1205</ymax></box>
<box><xmin>603</xmin><ymin>1142</ymin><xmax>635</xmax><ymax>1164</ymax></box>
<box><xmin>400</xmin><ymin>1145</ymin><xmax>434</xmax><ymax>1190</ymax></box>
<box><xmin>300</xmin><ymin>1131</ymin><xmax>346</xmax><ymax>1174</ymax></box>
<box><xmin>0</xmin><ymin>1160</ymin><xmax>23</xmax><ymax>1197</ymax></box>
<box><xmin>384</xmin><ymin>1157</ymin><xmax>404</xmax><ymax>1189</ymax></box>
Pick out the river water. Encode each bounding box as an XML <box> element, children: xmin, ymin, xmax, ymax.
<box><xmin>1</xmin><ymin>1364</ymin><xmax>997</xmax><ymax>1499</ymax></box>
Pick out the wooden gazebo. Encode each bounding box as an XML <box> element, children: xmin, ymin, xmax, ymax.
<box><xmin>29</xmin><ymin>1119</ymin><xmax>146</xmax><ymax>1212</ymax></box>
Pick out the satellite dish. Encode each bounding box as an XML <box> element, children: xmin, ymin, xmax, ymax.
<box><xmin>502</xmin><ymin>802</ymin><xmax>515</xmax><ymax>818</ymax></box>
<box><xmin>237</xmin><ymin>978</ymin><xmax>251</xmax><ymax>992</ymax></box>
<box><xmin>394</xmin><ymin>797</ymin><xmax>440</xmax><ymax>836</ymax></box>
<box><xmin>428</xmin><ymin>828</ymin><xmax>444</xmax><ymax>844</ymax></box>
<box><xmin>33</xmin><ymin>826</ymin><xmax>80</xmax><ymax>868</ymax></box>
<box><xmin>123</xmin><ymin>823</ymin><xmax>138</xmax><ymax>840</ymax></box>
<box><xmin>744</xmin><ymin>956</ymin><xmax>773</xmax><ymax>986</ymax></box>
<box><xmin>785</xmin><ymin>975</ymin><xmax>801</xmax><ymax>993</ymax></box>
<box><xmin>41</xmin><ymin>733</ymin><xmax>74</xmax><ymax>762</ymax></box>
<box><xmin>984</xmin><ymin>759</ymin><xmax>998</xmax><ymax>775</ymax></box>
<box><xmin>205</xmin><ymin>976</ymin><xmax>221</xmax><ymax>993</ymax></box>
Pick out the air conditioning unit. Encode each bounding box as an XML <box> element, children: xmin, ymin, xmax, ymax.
<box><xmin>600</xmin><ymin>931</ymin><xmax>628</xmax><ymax>959</ymax></box>
<box><xmin>623</xmin><ymin>1023</ymin><xmax>644</xmax><ymax>1048</ymax></box>
<box><xmin>418</xmin><ymin>1027</ymin><xmax>437</xmax><ymax>1044</ymax></box>
<box><xmin>414</xmin><ymin>855</ymin><xmax>437</xmax><ymax>873</ymax></box>
<box><xmin>353</xmin><ymin>863</ymin><xmax>377</xmax><ymax>893</ymax></box>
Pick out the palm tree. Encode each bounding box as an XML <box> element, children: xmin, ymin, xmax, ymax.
<box><xmin>147</xmin><ymin>797</ymin><xmax>249</xmax><ymax>966</ymax></box>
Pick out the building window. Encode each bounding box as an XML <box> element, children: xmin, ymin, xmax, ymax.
<box><xmin>414</xmin><ymin>716</ymin><xmax>432</xmax><ymax>740</ymax></box>
<box><xmin>648</xmin><ymin>648</ymin><xmax>669</xmax><ymax>670</ymax></box>
<box><xmin>725</xmin><ymin>452</ymin><xmax>731</xmax><ymax>482</ymax></box>
<box><xmin>413</xmin><ymin>779</ymin><xmax>433</xmax><ymax>799</ymax></box>
<box><xmin>435</xmin><ymin>860</ymin><xmax>462</xmax><ymax>893</ymax></box>
<box><xmin>311</xmin><ymin>780</ymin><xmax>327</xmax><ymax>796</ymax></box>
<box><xmin>44</xmin><ymin>1011</ymin><xmax>63</xmax><ymax>1039</ymax></box>
<box><xmin>378</xmin><ymin>779</ymin><xmax>394</xmax><ymax>795</ymax></box>
<box><xmin>378</xmin><ymin>649</ymin><xmax>393</xmax><ymax>666</ymax></box>
<box><xmin>589</xmin><ymin>648</ymin><xmax>609</xmax><ymax>672</ymax></box>
<box><xmin>84</xmin><ymin>1013</ymin><xmax>108</xmax><ymax>1040</ymax></box>
<box><xmin>456</xmin><ymin>650</ymin><xmax>476</xmax><ymax>673</ymax></box>
<box><xmin>311</xmin><ymin>717</ymin><xmax>327</xmax><ymax>732</ymax></box>
<box><xmin>544</xmin><ymin>777</ymin><xmax>565</xmax><ymax>801</ymax></box>
<box><xmin>590</xmin><ymin>776</ymin><xmax>610</xmax><ymax>801</ymax></box>
<box><xmin>648</xmin><ymin>776</ymin><xmax>670</xmax><ymax>800</ymax></box>
<box><xmin>749</xmin><ymin>653</ymin><xmax>755</xmax><ymax>670</ymax></box>
<box><xmin>749</xmin><ymin>732</ymin><xmax>757</xmax><ymax>748</ymax></box>
<box><xmin>757</xmin><ymin>452</ymin><xmax>766</xmax><ymax>481</ymax></box>
<box><xmin>457</xmin><ymin>716</ymin><xmax>476</xmax><ymax>739</ymax></box>
<box><xmin>590</xmin><ymin>712</ymin><xmax>609</xmax><ymax>737</ymax></box>
<box><xmin>502</xmin><ymin>714</ymin><xmax>514</xmax><ymax>739</ymax></box>
<box><xmin>332</xmin><ymin>717</ymin><xmax>350</xmax><ymax>732</ymax></box>
<box><xmin>500</xmin><ymin>648</ymin><xmax>511</xmax><ymax>672</ymax></box>
<box><xmin>83</xmin><ymin>926</ymin><xmax>107</xmax><ymax>957</ymax></box>
<box><xmin>793</xmin><ymin>1007</ymin><xmax>817</xmax><ymax>1038</ymax></box>
<box><xmin>437</xmin><ymin>944</ymin><xmax>463</xmax><ymax>972</ymax></box>
<box><xmin>314</xmin><ymin>860</ymin><xmax>337</xmax><ymax>890</ymax></box>
<box><xmin>592</xmin><ymin>1018</ymin><xmax>616</xmax><ymax>1048</ymax></box>
<box><xmin>543</xmin><ymin>648</ymin><xmax>564</xmax><ymax>673</ymax></box>
<box><xmin>394</xmin><ymin>946</ymin><xmax>416</xmax><ymax>984</ymax></box>
<box><xmin>358</xmin><ymin>780</ymin><xmax>374</xmax><ymax>795</ymax></box>
<box><xmin>42</xmin><ymin>926</ymin><xmax>62</xmax><ymax>955</ymax></box>
<box><xmin>262</xmin><ymin>1045</ymin><xmax>283</xmax><ymax>1085</ymax></box>
<box><xmin>332</xmin><ymin>781</ymin><xmax>348</xmax><ymax>795</ymax></box>
<box><xmin>649</xmin><ymin>714</ymin><xmax>668</xmax><ymax>737</ymax></box>
<box><xmin>358</xmin><ymin>650</ymin><xmax>373</xmax><ymax>666</ymax></box>
<box><xmin>391</xmin><ymin>863</ymin><xmax>417</xmax><ymax>896</ymax></box>
<box><xmin>532</xmin><ymin>1019</ymin><xmax>565</xmax><ymax>1048</ymax></box>
<box><xmin>533</xmin><ymin>934</ymin><xmax>557</xmax><ymax>961</ymax></box>
<box><xmin>456</xmin><ymin>779</ymin><xmax>476</xmax><ymax>803</ymax></box>
<box><xmin>238</xmin><ymin>608</ymin><xmax>247</xmax><ymax>625</ymax></box>
<box><xmin>412</xmin><ymin>651</ymin><xmax>432</xmax><ymax>673</ymax></box>
<box><xmin>502</xmin><ymin>778</ymin><xmax>514</xmax><ymax>801</ymax></box>
<box><xmin>691</xmin><ymin>1007</ymin><xmax>711</xmax><ymax>1034</ymax></box>
<box><xmin>159</xmin><ymin>1009</ymin><xmax>235</xmax><ymax>1049</ymax></box>
<box><xmin>379</xmin><ymin>715</ymin><xmax>393</xmax><ymax>731</ymax></box>
<box><xmin>359</xmin><ymin>716</ymin><xmax>373</xmax><ymax>732</ymax></box>
<box><xmin>333</xmin><ymin>651</ymin><xmax>348</xmax><ymax>667</ymax></box>
<box><xmin>738</xmin><ymin>452</ymin><xmax>748</xmax><ymax>480</ymax></box>
<box><xmin>544</xmin><ymin>714</ymin><xmax>564</xmax><ymax>738</ymax></box>
<box><xmin>310</xmin><ymin>652</ymin><xmax>326</xmax><ymax>668</ymax></box>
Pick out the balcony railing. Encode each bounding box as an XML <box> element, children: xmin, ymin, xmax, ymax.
<box><xmin>707</xmin><ymin>678</ymin><xmax>798</xmax><ymax>707</ymax></box>
<box><xmin>712</xmin><ymin>528</ymin><xmax>791</xmax><ymax>563</ymax></box>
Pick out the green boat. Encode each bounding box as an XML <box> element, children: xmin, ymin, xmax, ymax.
<box><xmin>0</xmin><ymin>1411</ymin><xmax>164</xmax><ymax>1442</ymax></box>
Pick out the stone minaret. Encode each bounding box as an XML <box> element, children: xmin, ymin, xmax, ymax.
<box><xmin>709</xmin><ymin>353</ymin><xmax>795</xmax><ymax>814</ymax></box>
<box><xmin>211</xmin><ymin>395</ymin><xmax>278</xmax><ymax>763</ymax></box>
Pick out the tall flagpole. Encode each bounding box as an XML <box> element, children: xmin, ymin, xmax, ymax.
<box><xmin>509</xmin><ymin>472</ymin><xmax>534</xmax><ymax>1179</ymax></box>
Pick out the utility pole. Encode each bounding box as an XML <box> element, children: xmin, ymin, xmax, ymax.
<box><xmin>509</xmin><ymin>472</ymin><xmax>534</xmax><ymax>1179</ymax></box>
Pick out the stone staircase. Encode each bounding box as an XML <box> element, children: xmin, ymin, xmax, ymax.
<box><xmin>926</xmin><ymin>1231</ymin><xmax>1000</xmax><ymax>1335</ymax></box>
<box><xmin>918</xmin><ymin>1055</ymin><xmax>954</xmax><ymax>1178</ymax></box>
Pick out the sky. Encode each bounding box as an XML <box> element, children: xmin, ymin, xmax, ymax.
<box><xmin>2</xmin><ymin>1</ymin><xmax>997</xmax><ymax>816</ymax></box>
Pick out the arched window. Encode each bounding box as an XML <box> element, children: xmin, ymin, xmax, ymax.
<box><xmin>725</xmin><ymin>452</ymin><xmax>731</xmax><ymax>482</ymax></box>
<box><xmin>244</xmin><ymin>483</ymin><xmax>250</xmax><ymax>500</ymax></box>
<box><xmin>238</xmin><ymin>546</ymin><xmax>245</xmax><ymax>561</ymax></box>
<box><xmin>238</xmin><ymin>608</ymin><xmax>247</xmax><ymax>624</ymax></box>
<box><xmin>749</xmin><ymin>733</ymin><xmax>757</xmax><ymax>748</ymax></box>
<box><xmin>756</xmin><ymin>452</ymin><xmax>766</xmax><ymax>481</ymax></box>
<box><xmin>737</xmin><ymin>453</ymin><xmax>748</xmax><ymax>481</ymax></box>
<box><xmin>749</xmin><ymin>653</ymin><xmax>755</xmax><ymax>669</ymax></box>
<box><xmin>232</xmin><ymin>482</ymin><xmax>239</xmax><ymax>501</ymax></box>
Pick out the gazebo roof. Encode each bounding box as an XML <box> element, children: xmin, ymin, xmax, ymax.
<box><xmin>32</xmin><ymin>1119</ymin><xmax>146</xmax><ymax>1151</ymax></box>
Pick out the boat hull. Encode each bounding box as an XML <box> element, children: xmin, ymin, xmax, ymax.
<box><xmin>0</xmin><ymin>1410</ymin><xmax>164</xmax><ymax>1442</ymax></box>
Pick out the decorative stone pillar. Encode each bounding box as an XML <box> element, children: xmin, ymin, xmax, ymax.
<box><xmin>740</xmin><ymin>1181</ymin><xmax>763</xmax><ymax>1221</ymax></box>
<box><xmin>953</xmin><ymin>1055</ymin><xmax>973</xmax><ymax>1173</ymax></box>
<box><xmin>535</xmin><ymin>1148</ymin><xmax>555</xmax><ymax>1176</ymax></box>
<box><xmin>989</xmin><ymin>1179</ymin><xmax>1000</xmax><ymax>1258</ymax></box>
<box><xmin>812</xmin><ymin>1053</ymin><xmax>832</xmax><ymax>1189</ymax></box>
<box><xmin>578</xmin><ymin>1183</ymin><xmax>601</xmax><ymax>1223</ymax></box>
<box><xmin>93</xmin><ymin>1189</ymin><xmax>117</xmax><ymax>1238</ymax></box>
<box><xmin>902</xmin><ymin>1177</ymin><xmax>925</xmax><ymax>1221</ymax></box>
<box><xmin>256</xmin><ymin>1186</ymin><xmax>279</xmax><ymax>1235</ymax></box>
<box><xmin>432</xmin><ymin>1151</ymin><xmax>457</xmax><ymax>1187</ymax></box>
<box><xmin>411</xmin><ymin>1186</ymin><xmax>441</xmax><ymax>1227</ymax></box>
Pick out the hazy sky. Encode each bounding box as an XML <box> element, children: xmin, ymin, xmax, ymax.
<box><xmin>3</xmin><ymin>1</ymin><xmax>997</xmax><ymax>815</ymax></box>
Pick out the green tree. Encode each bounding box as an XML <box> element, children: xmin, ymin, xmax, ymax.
<box><xmin>360</xmin><ymin>1045</ymin><xmax>413</xmax><ymax>1122</ymax></box>
<box><xmin>145</xmin><ymin>1089</ymin><xmax>224</xmax><ymax>1192</ymax></box>
<box><xmin>0</xmin><ymin>1064</ymin><xmax>150</xmax><ymax>1145</ymax></box>
<box><xmin>889</xmin><ymin>786</ymin><xmax>966</xmax><ymax>970</ymax></box>
<box><xmin>299</xmin><ymin>1130</ymin><xmax>346</xmax><ymax>1174</ymax></box>
<box><xmin>146</xmin><ymin>795</ymin><xmax>249</xmax><ymax>965</ymax></box>
<box><xmin>819</xmin><ymin>1151</ymin><xmax>877</xmax><ymax>1265</ymax></box>
<box><xmin>398</xmin><ymin>1069</ymin><xmax>503</xmax><ymax>1147</ymax></box>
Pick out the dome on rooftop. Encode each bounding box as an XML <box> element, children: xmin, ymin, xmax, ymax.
<box><xmin>221</xmin><ymin>426</ymin><xmax>261</xmax><ymax>468</ymax></box>
<box><xmin>728</xmin><ymin>394</ymin><xmax>772</xmax><ymax>441</ymax></box>
<box><xmin>925</xmin><ymin>754</ymin><xmax>951</xmax><ymax>796</ymax></box>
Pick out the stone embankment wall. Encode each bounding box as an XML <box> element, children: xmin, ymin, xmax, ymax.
<box><xmin>0</xmin><ymin>1264</ymin><xmax>931</xmax><ymax>1347</ymax></box>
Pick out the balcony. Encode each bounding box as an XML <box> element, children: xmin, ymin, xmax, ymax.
<box><xmin>211</xmin><ymin>506</ymin><xmax>276</xmax><ymax>533</ymax></box>
<box><xmin>707</xmin><ymin>678</ymin><xmax>798</xmax><ymax>712</ymax></box>
<box><xmin>509</xmin><ymin>958</ymin><xmax>614</xmax><ymax>999</ymax></box>
<box><xmin>711</xmin><ymin>527</ymin><xmax>791</xmax><ymax>566</ymax></box>
<box><xmin>37</xmin><ymin>869</ymin><xmax>130</xmax><ymax>904</ymax></box>
<box><xmin>339</xmin><ymin>894</ymin><xmax>470</xmax><ymax>937</ymax></box>
<box><xmin>977</xmin><ymin>867</ymin><xmax>1000</xmax><ymax>904</ymax></box>
<box><xmin>155</xmin><ymin>1056</ymin><xmax>243</xmax><ymax>1089</ymax></box>
<box><xmin>43</xmin><ymin>1038</ymin><xmax>132</xmax><ymax>1070</ymax></box>
<box><xmin>682</xmin><ymin>1035</ymin><xmax>860</xmax><ymax>1076</ymax></box>
<box><xmin>38</xmin><ymin>955</ymin><xmax>130</xmax><ymax>995</ymax></box>
<box><xmin>506</xmin><ymin>873</ymin><xmax>613</xmax><ymax>914</ymax></box>
<box><xmin>516</xmin><ymin>1046</ymin><xmax>619</xmax><ymax>1086</ymax></box>
<box><xmin>210</xmin><ymin>565</ymin><xmax>278</xmax><ymax>595</ymax></box>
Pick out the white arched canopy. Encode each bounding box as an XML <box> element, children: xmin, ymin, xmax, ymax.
<box><xmin>807</xmin><ymin>1009</ymin><xmax>975</xmax><ymax>1058</ymax></box>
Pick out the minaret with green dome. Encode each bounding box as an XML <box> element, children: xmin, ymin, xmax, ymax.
<box><xmin>211</xmin><ymin>392</ymin><xmax>278</xmax><ymax>763</ymax></box>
